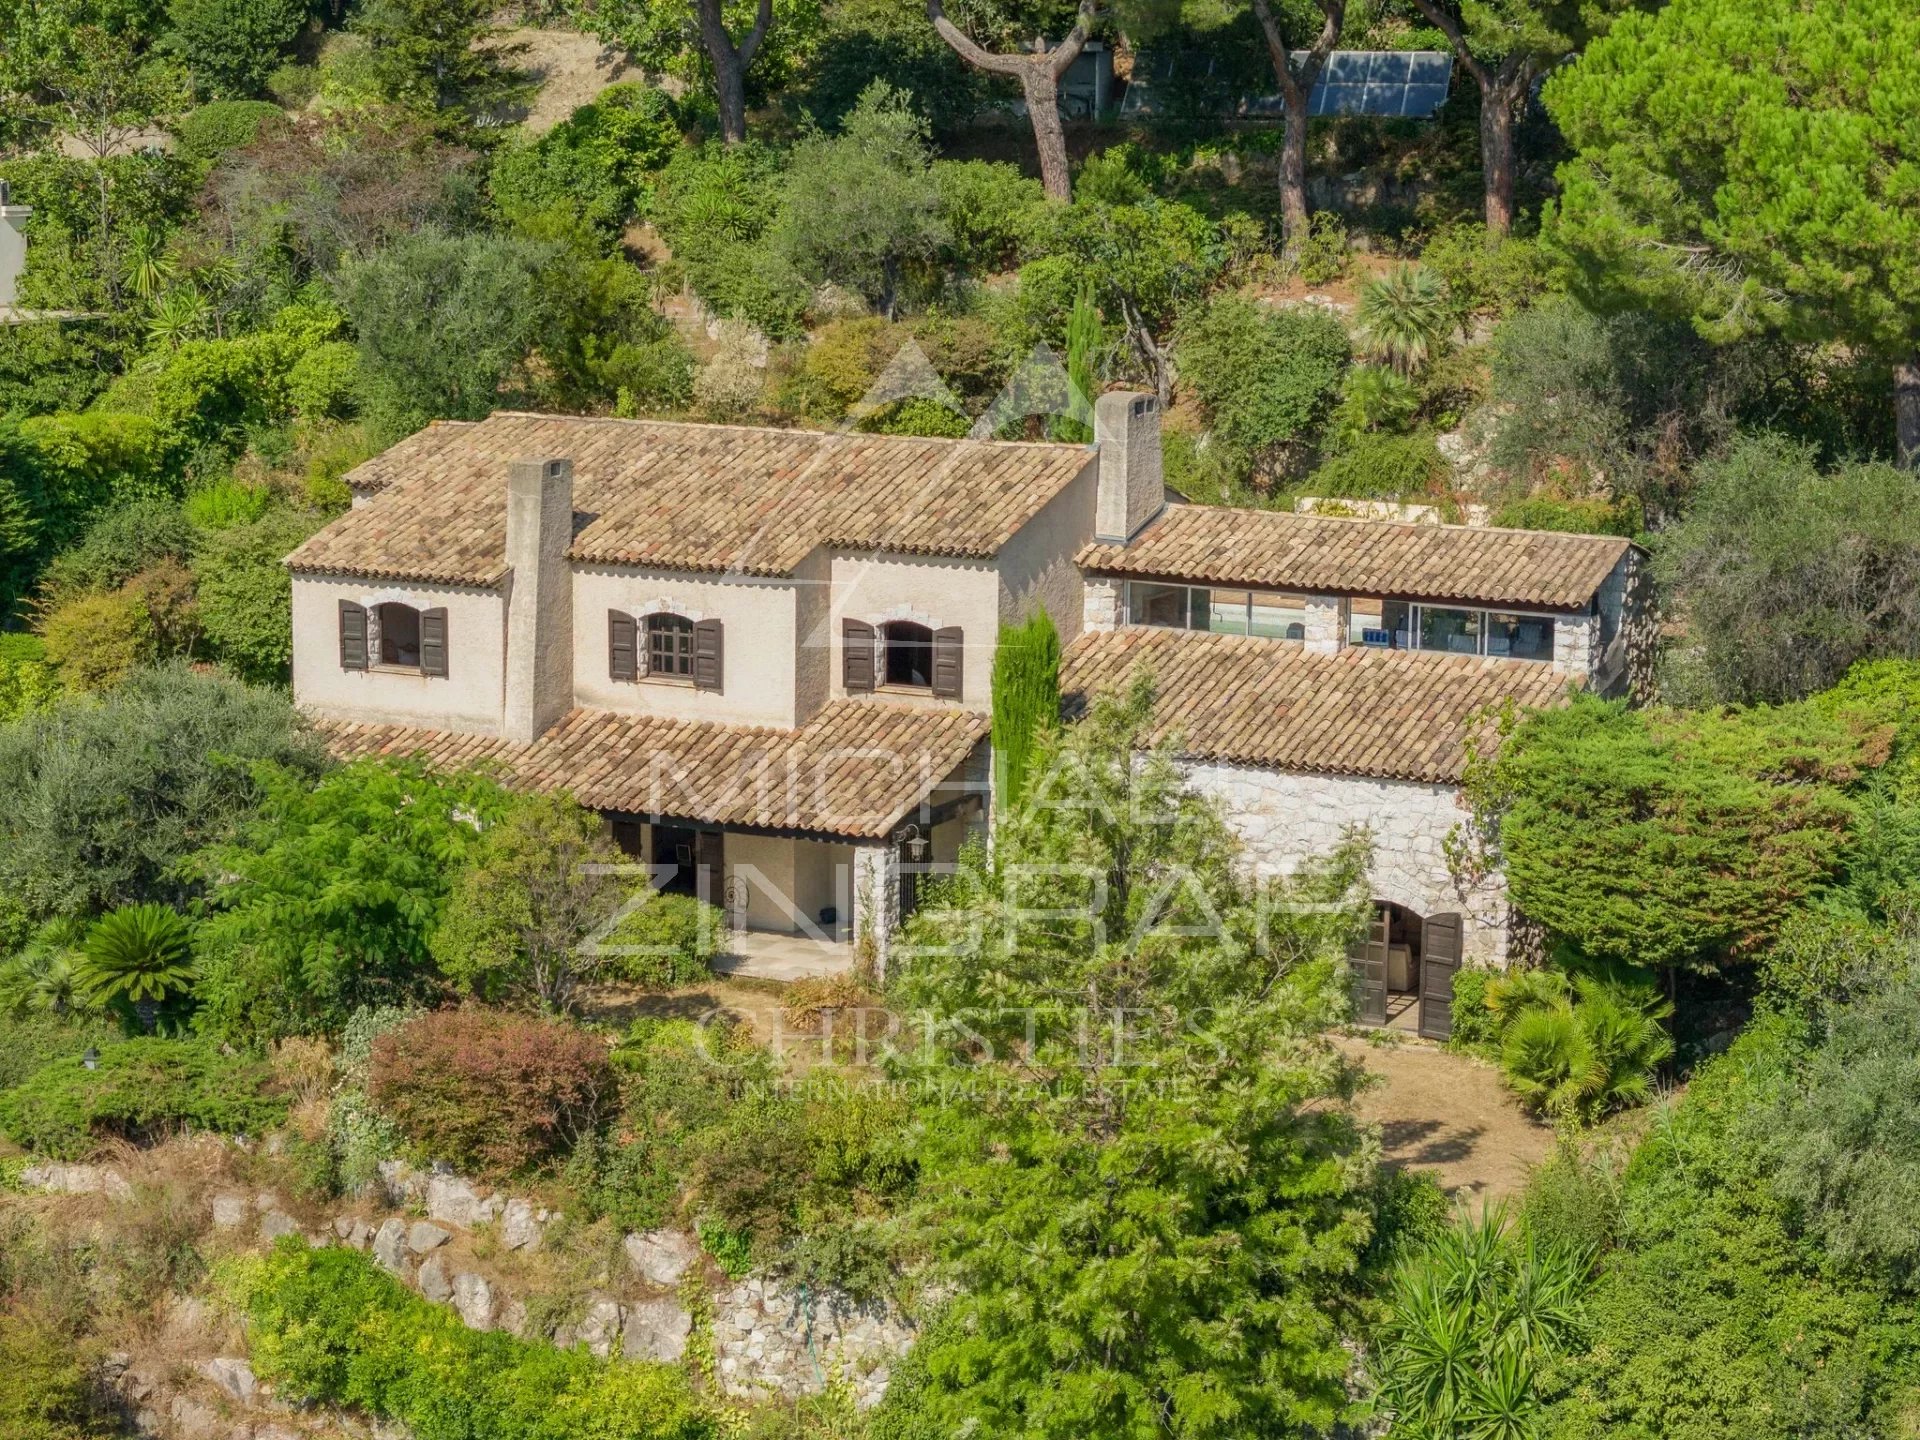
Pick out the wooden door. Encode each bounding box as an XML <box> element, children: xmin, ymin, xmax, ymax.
<box><xmin>695</xmin><ymin>829</ymin><xmax>725</xmax><ymax>907</ymax></box>
<box><xmin>1349</xmin><ymin>905</ymin><xmax>1390</xmax><ymax>1026</ymax></box>
<box><xmin>1419</xmin><ymin>912</ymin><xmax>1463</xmax><ymax>1041</ymax></box>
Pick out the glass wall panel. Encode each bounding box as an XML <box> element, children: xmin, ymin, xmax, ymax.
<box><xmin>1201</xmin><ymin>588</ymin><xmax>1250</xmax><ymax>634</ymax></box>
<box><xmin>1419</xmin><ymin>606</ymin><xmax>1482</xmax><ymax>655</ymax></box>
<box><xmin>1486</xmin><ymin>612</ymin><xmax>1555</xmax><ymax>661</ymax></box>
<box><xmin>1249</xmin><ymin>591</ymin><xmax>1308</xmax><ymax>639</ymax></box>
<box><xmin>1127</xmin><ymin>582</ymin><xmax>1188</xmax><ymax>628</ymax></box>
<box><xmin>1349</xmin><ymin>598</ymin><xmax>1411</xmax><ymax>648</ymax></box>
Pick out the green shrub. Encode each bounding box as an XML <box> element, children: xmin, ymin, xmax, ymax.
<box><xmin>191</xmin><ymin>509</ymin><xmax>319</xmax><ymax>683</ymax></box>
<box><xmin>166</xmin><ymin>0</ymin><xmax>306</xmax><ymax>100</ymax></box>
<box><xmin>1309</xmin><ymin>432</ymin><xmax>1448</xmax><ymax>499</ymax></box>
<box><xmin>0</xmin><ymin>637</ymin><xmax>57</xmax><ymax>724</ymax></box>
<box><xmin>1447</xmin><ymin>967</ymin><xmax>1499</xmax><ymax>1052</ymax></box>
<box><xmin>266</xmin><ymin>61</ymin><xmax>318</xmax><ymax>108</ymax></box>
<box><xmin>932</xmin><ymin>159</ymin><xmax>1046</xmax><ymax>271</ymax></box>
<box><xmin>184</xmin><ymin>478</ymin><xmax>273</xmax><ymax>530</ymax></box>
<box><xmin>1175</xmin><ymin>295</ymin><xmax>1348</xmax><ymax>470</ymax></box>
<box><xmin>1520</xmin><ymin>1139</ymin><xmax>1622</xmax><ymax>1258</ymax></box>
<box><xmin>0</xmin><ymin>1012</ymin><xmax>119</xmax><ymax>1094</ymax></box>
<box><xmin>240</xmin><ymin>1243</ymin><xmax>718</xmax><ymax>1439</ymax></box>
<box><xmin>38</xmin><ymin>587</ymin><xmax>156</xmax><ymax>693</ymax></box>
<box><xmin>1292</xmin><ymin>211</ymin><xmax>1349</xmax><ymax>286</ymax></box>
<box><xmin>1491</xmin><ymin>492</ymin><xmax>1642</xmax><ymax>537</ymax></box>
<box><xmin>368</xmin><ymin>1009</ymin><xmax>615</xmax><ymax>1178</ymax></box>
<box><xmin>285</xmin><ymin>341</ymin><xmax>361</xmax><ymax>421</ymax></box>
<box><xmin>0</xmin><ymin>1301</ymin><xmax>106</xmax><ymax>1440</ymax></box>
<box><xmin>490</xmin><ymin>84</ymin><xmax>680</xmax><ymax>237</ymax></box>
<box><xmin>37</xmin><ymin>499</ymin><xmax>195</xmax><ymax>607</ymax></box>
<box><xmin>600</xmin><ymin>892</ymin><xmax>723</xmax><ymax>987</ymax></box>
<box><xmin>0</xmin><ymin>1038</ymin><xmax>286</xmax><ymax>1158</ymax></box>
<box><xmin>171</xmin><ymin>100</ymin><xmax>287</xmax><ymax>161</ymax></box>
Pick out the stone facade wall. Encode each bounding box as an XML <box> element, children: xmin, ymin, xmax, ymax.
<box><xmin>1084</xmin><ymin>576</ymin><xmax>1121</xmax><ymax>631</ymax></box>
<box><xmin>1183</xmin><ymin>760</ymin><xmax>1511</xmax><ymax>965</ymax></box>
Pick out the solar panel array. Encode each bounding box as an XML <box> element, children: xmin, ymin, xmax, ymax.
<box><xmin>1307</xmin><ymin>50</ymin><xmax>1454</xmax><ymax>117</ymax></box>
<box><xmin>1119</xmin><ymin>50</ymin><xmax>1454</xmax><ymax>120</ymax></box>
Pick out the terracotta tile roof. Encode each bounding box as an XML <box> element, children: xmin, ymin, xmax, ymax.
<box><xmin>291</xmin><ymin>412</ymin><xmax>1093</xmax><ymax>586</ymax></box>
<box><xmin>316</xmin><ymin>699</ymin><xmax>988</xmax><ymax>838</ymax></box>
<box><xmin>1078</xmin><ymin>504</ymin><xmax>1632</xmax><ymax>610</ymax></box>
<box><xmin>1061</xmin><ymin>627</ymin><xmax>1574</xmax><ymax>783</ymax></box>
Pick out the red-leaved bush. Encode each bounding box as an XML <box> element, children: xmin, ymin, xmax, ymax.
<box><xmin>368</xmin><ymin>1009</ymin><xmax>613</xmax><ymax>1177</ymax></box>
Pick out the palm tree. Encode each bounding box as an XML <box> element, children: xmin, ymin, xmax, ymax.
<box><xmin>119</xmin><ymin>223</ymin><xmax>174</xmax><ymax>301</ymax></box>
<box><xmin>1355</xmin><ymin>263</ymin><xmax>1450</xmax><ymax>375</ymax></box>
<box><xmin>75</xmin><ymin>903</ymin><xmax>196</xmax><ymax>1035</ymax></box>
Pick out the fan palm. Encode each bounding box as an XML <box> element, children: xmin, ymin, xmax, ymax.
<box><xmin>0</xmin><ymin>917</ymin><xmax>88</xmax><ymax>1016</ymax></box>
<box><xmin>75</xmin><ymin>903</ymin><xmax>196</xmax><ymax>1035</ymax></box>
<box><xmin>1355</xmin><ymin>263</ymin><xmax>1449</xmax><ymax>375</ymax></box>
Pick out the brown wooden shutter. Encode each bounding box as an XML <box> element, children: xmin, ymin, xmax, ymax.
<box><xmin>692</xmin><ymin>618</ymin><xmax>724</xmax><ymax>692</ymax></box>
<box><xmin>339</xmin><ymin>600</ymin><xmax>368</xmax><ymax>671</ymax></box>
<box><xmin>931</xmin><ymin>626</ymin><xmax>964</xmax><ymax>699</ymax></box>
<box><xmin>609</xmin><ymin>610</ymin><xmax>637</xmax><ymax>682</ymax></box>
<box><xmin>419</xmin><ymin>607</ymin><xmax>448</xmax><ymax>678</ymax></box>
<box><xmin>1418</xmin><ymin>912</ymin><xmax>1463</xmax><ymax>1041</ymax></box>
<box><xmin>843</xmin><ymin>619</ymin><xmax>875</xmax><ymax>693</ymax></box>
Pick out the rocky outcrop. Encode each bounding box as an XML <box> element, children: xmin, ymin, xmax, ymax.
<box><xmin>711</xmin><ymin>1276</ymin><xmax>915</xmax><ymax>1410</ymax></box>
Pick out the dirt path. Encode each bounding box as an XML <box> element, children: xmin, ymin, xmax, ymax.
<box><xmin>1333</xmin><ymin>1033</ymin><xmax>1555</xmax><ymax>1203</ymax></box>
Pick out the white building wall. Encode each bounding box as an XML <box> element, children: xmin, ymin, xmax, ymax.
<box><xmin>1183</xmin><ymin>760</ymin><xmax>1511</xmax><ymax>966</ymax></box>
<box><xmin>291</xmin><ymin>574</ymin><xmax>506</xmax><ymax>734</ymax></box>
<box><xmin>996</xmin><ymin>456</ymin><xmax>1097</xmax><ymax>641</ymax></box>
<box><xmin>829</xmin><ymin>553</ymin><xmax>1002</xmax><ymax>711</ymax></box>
<box><xmin>572</xmin><ymin>565</ymin><xmax>801</xmax><ymax>728</ymax></box>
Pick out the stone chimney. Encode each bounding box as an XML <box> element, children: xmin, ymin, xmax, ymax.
<box><xmin>1093</xmin><ymin>391</ymin><xmax>1165</xmax><ymax>544</ymax></box>
<box><xmin>503</xmin><ymin>456</ymin><xmax>574</xmax><ymax>745</ymax></box>
<box><xmin>0</xmin><ymin>181</ymin><xmax>31</xmax><ymax>310</ymax></box>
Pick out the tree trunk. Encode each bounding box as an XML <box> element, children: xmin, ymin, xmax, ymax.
<box><xmin>711</xmin><ymin>49</ymin><xmax>748</xmax><ymax>144</ymax></box>
<box><xmin>1022</xmin><ymin>68</ymin><xmax>1073</xmax><ymax>202</ymax></box>
<box><xmin>696</xmin><ymin>0</ymin><xmax>771</xmax><ymax>144</ymax></box>
<box><xmin>927</xmin><ymin>0</ymin><xmax>1094</xmax><ymax>203</ymax></box>
<box><xmin>1279</xmin><ymin>109</ymin><xmax>1310</xmax><ymax>258</ymax></box>
<box><xmin>1898</xmin><ymin>357</ymin><xmax>1920</xmax><ymax>469</ymax></box>
<box><xmin>1481</xmin><ymin>85</ymin><xmax>1516</xmax><ymax>237</ymax></box>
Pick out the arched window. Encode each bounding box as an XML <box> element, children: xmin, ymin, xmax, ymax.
<box><xmin>378</xmin><ymin>603</ymin><xmax>421</xmax><ymax>667</ymax></box>
<box><xmin>645</xmin><ymin>612</ymin><xmax>695</xmax><ymax>678</ymax></box>
<box><xmin>882</xmin><ymin>621</ymin><xmax>933</xmax><ymax>689</ymax></box>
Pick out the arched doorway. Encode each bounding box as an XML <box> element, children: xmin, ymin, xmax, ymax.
<box><xmin>1349</xmin><ymin>901</ymin><xmax>1462</xmax><ymax>1040</ymax></box>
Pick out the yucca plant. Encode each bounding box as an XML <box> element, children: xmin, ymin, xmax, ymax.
<box><xmin>75</xmin><ymin>903</ymin><xmax>197</xmax><ymax>1035</ymax></box>
<box><xmin>146</xmin><ymin>285</ymin><xmax>211</xmax><ymax>350</ymax></box>
<box><xmin>1331</xmin><ymin>363</ymin><xmax>1420</xmax><ymax>444</ymax></box>
<box><xmin>1374</xmin><ymin>1205</ymin><xmax>1591</xmax><ymax>1440</ymax></box>
<box><xmin>1355</xmin><ymin>263</ymin><xmax>1449</xmax><ymax>375</ymax></box>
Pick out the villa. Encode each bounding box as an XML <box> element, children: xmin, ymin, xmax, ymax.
<box><xmin>286</xmin><ymin>394</ymin><xmax>1650</xmax><ymax>1034</ymax></box>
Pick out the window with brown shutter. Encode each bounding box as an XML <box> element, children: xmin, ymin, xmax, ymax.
<box><xmin>609</xmin><ymin>610</ymin><xmax>637</xmax><ymax>682</ymax></box>
<box><xmin>692</xmin><ymin>618</ymin><xmax>724</xmax><ymax>692</ymax></box>
<box><xmin>843</xmin><ymin>619</ymin><xmax>875</xmax><ymax>693</ymax></box>
<box><xmin>339</xmin><ymin>601</ymin><xmax>368</xmax><ymax>671</ymax></box>
<box><xmin>931</xmin><ymin>626</ymin><xmax>963</xmax><ymax>699</ymax></box>
<box><xmin>419</xmin><ymin>608</ymin><xmax>448</xmax><ymax>678</ymax></box>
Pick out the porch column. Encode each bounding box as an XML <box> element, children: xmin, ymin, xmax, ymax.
<box><xmin>852</xmin><ymin>843</ymin><xmax>899</xmax><ymax>977</ymax></box>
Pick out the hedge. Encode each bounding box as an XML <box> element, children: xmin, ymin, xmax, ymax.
<box><xmin>0</xmin><ymin>1038</ymin><xmax>286</xmax><ymax>1159</ymax></box>
<box><xmin>241</xmin><ymin>1243</ymin><xmax>717</xmax><ymax>1440</ymax></box>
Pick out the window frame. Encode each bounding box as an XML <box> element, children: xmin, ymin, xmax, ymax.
<box><xmin>375</xmin><ymin>602</ymin><xmax>423</xmax><ymax>670</ymax></box>
<box><xmin>1347</xmin><ymin>597</ymin><xmax>1561</xmax><ymax>662</ymax></box>
<box><xmin>1121</xmin><ymin>580</ymin><xmax>1310</xmax><ymax>641</ymax></box>
<box><xmin>880</xmin><ymin>620</ymin><xmax>936</xmax><ymax>690</ymax></box>
<box><xmin>643</xmin><ymin>612</ymin><xmax>696</xmax><ymax>681</ymax></box>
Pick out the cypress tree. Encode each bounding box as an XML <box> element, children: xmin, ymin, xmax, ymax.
<box><xmin>990</xmin><ymin>610</ymin><xmax>1062</xmax><ymax>817</ymax></box>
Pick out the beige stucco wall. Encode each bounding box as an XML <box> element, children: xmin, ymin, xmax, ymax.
<box><xmin>571</xmin><ymin>566</ymin><xmax>801</xmax><ymax>728</ymax></box>
<box><xmin>291</xmin><ymin>573</ymin><xmax>505</xmax><ymax>734</ymax></box>
<box><xmin>828</xmin><ymin>553</ymin><xmax>1002</xmax><ymax>711</ymax></box>
<box><xmin>1183</xmin><ymin>759</ymin><xmax>1511</xmax><ymax>966</ymax></box>
<box><xmin>996</xmin><ymin>455</ymin><xmax>1097</xmax><ymax>641</ymax></box>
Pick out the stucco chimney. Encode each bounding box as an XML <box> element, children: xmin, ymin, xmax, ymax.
<box><xmin>503</xmin><ymin>456</ymin><xmax>574</xmax><ymax>745</ymax></box>
<box><xmin>1093</xmin><ymin>390</ymin><xmax>1165</xmax><ymax>544</ymax></box>
<box><xmin>0</xmin><ymin>181</ymin><xmax>31</xmax><ymax>310</ymax></box>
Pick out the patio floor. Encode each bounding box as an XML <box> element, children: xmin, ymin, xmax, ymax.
<box><xmin>714</xmin><ymin>930</ymin><xmax>856</xmax><ymax>983</ymax></box>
